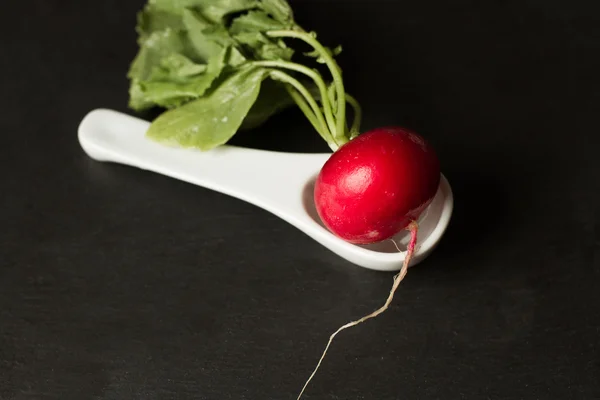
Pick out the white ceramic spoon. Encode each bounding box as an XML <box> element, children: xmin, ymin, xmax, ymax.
<box><xmin>78</xmin><ymin>108</ymin><xmax>453</xmax><ymax>271</ymax></box>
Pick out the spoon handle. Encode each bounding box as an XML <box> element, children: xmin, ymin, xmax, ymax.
<box><xmin>78</xmin><ymin>109</ymin><xmax>329</xmax><ymax>223</ymax></box>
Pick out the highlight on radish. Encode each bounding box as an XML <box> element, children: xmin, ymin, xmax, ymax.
<box><xmin>126</xmin><ymin>1</ymin><xmax>446</xmax><ymax>398</ymax></box>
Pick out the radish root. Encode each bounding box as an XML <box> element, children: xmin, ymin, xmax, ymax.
<box><xmin>296</xmin><ymin>221</ymin><xmax>419</xmax><ymax>400</ymax></box>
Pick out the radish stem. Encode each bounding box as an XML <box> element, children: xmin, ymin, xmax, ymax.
<box><xmin>268</xmin><ymin>70</ymin><xmax>337</xmax><ymax>149</ymax></box>
<box><xmin>266</xmin><ymin>30</ymin><xmax>347</xmax><ymax>142</ymax></box>
<box><xmin>252</xmin><ymin>60</ymin><xmax>337</xmax><ymax>137</ymax></box>
<box><xmin>297</xmin><ymin>221</ymin><xmax>419</xmax><ymax>400</ymax></box>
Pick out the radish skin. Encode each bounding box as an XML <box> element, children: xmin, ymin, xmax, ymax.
<box><xmin>314</xmin><ymin>127</ymin><xmax>440</xmax><ymax>244</ymax></box>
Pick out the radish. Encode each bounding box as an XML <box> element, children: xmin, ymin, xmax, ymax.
<box><xmin>314</xmin><ymin>126</ymin><xmax>440</xmax><ymax>244</ymax></box>
<box><xmin>296</xmin><ymin>127</ymin><xmax>440</xmax><ymax>399</ymax></box>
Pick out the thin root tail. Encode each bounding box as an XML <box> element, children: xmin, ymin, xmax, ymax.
<box><xmin>296</xmin><ymin>221</ymin><xmax>419</xmax><ymax>400</ymax></box>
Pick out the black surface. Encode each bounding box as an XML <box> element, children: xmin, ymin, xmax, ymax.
<box><xmin>2</xmin><ymin>0</ymin><xmax>600</xmax><ymax>399</ymax></box>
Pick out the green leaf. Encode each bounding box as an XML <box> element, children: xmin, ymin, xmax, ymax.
<box><xmin>149</xmin><ymin>0</ymin><xmax>259</xmax><ymax>21</ymax></box>
<box><xmin>128</xmin><ymin>27</ymin><xmax>191</xmax><ymax>110</ymax></box>
<box><xmin>128</xmin><ymin>28</ymin><xmax>186</xmax><ymax>81</ymax></box>
<box><xmin>229</xmin><ymin>10</ymin><xmax>288</xmax><ymax>34</ymax></box>
<box><xmin>196</xmin><ymin>0</ymin><xmax>260</xmax><ymax>23</ymax></box>
<box><xmin>182</xmin><ymin>9</ymin><xmax>226</xmax><ymax>61</ymax></box>
<box><xmin>136</xmin><ymin>6</ymin><xmax>184</xmax><ymax>39</ymax></box>
<box><xmin>233</xmin><ymin>31</ymin><xmax>293</xmax><ymax>61</ymax></box>
<box><xmin>146</xmin><ymin>67</ymin><xmax>270</xmax><ymax>150</ymax></box>
<box><xmin>136</xmin><ymin>47</ymin><xmax>227</xmax><ymax>109</ymax></box>
<box><xmin>226</xmin><ymin>47</ymin><xmax>248</xmax><ymax>66</ymax></box>
<box><xmin>258</xmin><ymin>0</ymin><xmax>294</xmax><ymax>23</ymax></box>
<box><xmin>148</xmin><ymin>0</ymin><xmax>295</xmax><ymax>24</ymax></box>
<box><xmin>128</xmin><ymin>0</ymin><xmax>350</xmax><ymax>144</ymax></box>
<box><xmin>202</xmin><ymin>24</ymin><xmax>237</xmax><ymax>48</ymax></box>
<box><xmin>181</xmin><ymin>9</ymin><xmax>248</xmax><ymax>66</ymax></box>
<box><xmin>227</xmin><ymin>9</ymin><xmax>298</xmax><ymax>62</ymax></box>
<box><xmin>129</xmin><ymin>81</ymin><xmax>155</xmax><ymax>111</ymax></box>
<box><xmin>150</xmin><ymin>53</ymin><xmax>208</xmax><ymax>81</ymax></box>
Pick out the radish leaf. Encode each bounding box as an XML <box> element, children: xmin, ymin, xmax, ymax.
<box><xmin>136</xmin><ymin>8</ymin><xmax>184</xmax><ymax>38</ymax></box>
<box><xmin>128</xmin><ymin>0</ymin><xmax>358</xmax><ymax>150</ymax></box>
<box><xmin>229</xmin><ymin>10</ymin><xmax>289</xmax><ymax>33</ymax></box>
<box><xmin>146</xmin><ymin>67</ymin><xmax>269</xmax><ymax>149</ymax></box>
<box><xmin>150</xmin><ymin>54</ymin><xmax>208</xmax><ymax>81</ymax></box>
<box><xmin>182</xmin><ymin>9</ymin><xmax>231</xmax><ymax>61</ymax></box>
<box><xmin>150</xmin><ymin>0</ymin><xmax>259</xmax><ymax>23</ymax></box>
<box><xmin>134</xmin><ymin>47</ymin><xmax>228</xmax><ymax>110</ymax></box>
<box><xmin>229</xmin><ymin>10</ymin><xmax>294</xmax><ymax>60</ymax></box>
<box><xmin>233</xmin><ymin>31</ymin><xmax>293</xmax><ymax>60</ymax></box>
<box><xmin>258</xmin><ymin>0</ymin><xmax>294</xmax><ymax>23</ymax></box>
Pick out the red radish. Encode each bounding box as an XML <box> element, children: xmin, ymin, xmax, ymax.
<box><xmin>314</xmin><ymin>126</ymin><xmax>441</xmax><ymax>244</ymax></box>
<box><xmin>297</xmin><ymin>127</ymin><xmax>440</xmax><ymax>400</ymax></box>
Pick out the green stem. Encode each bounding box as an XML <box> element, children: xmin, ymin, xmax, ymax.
<box><xmin>327</xmin><ymin>83</ymin><xmax>337</xmax><ymax>108</ymax></box>
<box><xmin>267</xmin><ymin>30</ymin><xmax>347</xmax><ymax>142</ymax></box>
<box><xmin>283</xmin><ymin>85</ymin><xmax>323</xmax><ymax>140</ymax></box>
<box><xmin>252</xmin><ymin>60</ymin><xmax>337</xmax><ymax>137</ymax></box>
<box><xmin>345</xmin><ymin>93</ymin><xmax>362</xmax><ymax>138</ymax></box>
<box><xmin>268</xmin><ymin>70</ymin><xmax>337</xmax><ymax>150</ymax></box>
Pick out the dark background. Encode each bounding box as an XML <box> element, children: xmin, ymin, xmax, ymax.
<box><xmin>2</xmin><ymin>0</ymin><xmax>599</xmax><ymax>399</ymax></box>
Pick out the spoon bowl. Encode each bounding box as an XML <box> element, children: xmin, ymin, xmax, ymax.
<box><xmin>78</xmin><ymin>109</ymin><xmax>453</xmax><ymax>271</ymax></box>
